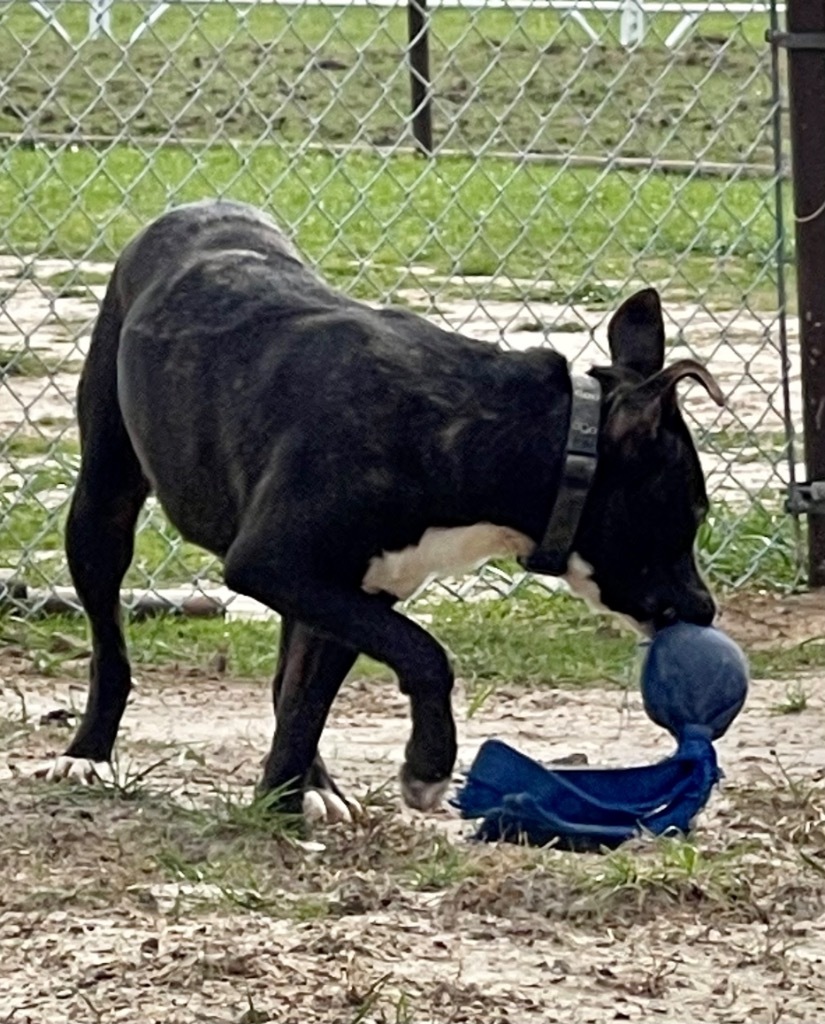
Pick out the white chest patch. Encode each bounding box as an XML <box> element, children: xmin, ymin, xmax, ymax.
<box><xmin>564</xmin><ymin>552</ymin><xmax>651</xmax><ymax>637</ymax></box>
<box><xmin>363</xmin><ymin>535</ymin><xmax>649</xmax><ymax>637</ymax></box>
<box><xmin>362</xmin><ymin>523</ymin><xmax>536</xmax><ymax>600</ymax></box>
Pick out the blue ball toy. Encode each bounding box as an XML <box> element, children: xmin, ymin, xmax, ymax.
<box><xmin>453</xmin><ymin>621</ymin><xmax>750</xmax><ymax>850</ymax></box>
<box><xmin>641</xmin><ymin>622</ymin><xmax>749</xmax><ymax>742</ymax></box>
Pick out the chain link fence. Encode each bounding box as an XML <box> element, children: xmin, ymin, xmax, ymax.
<box><xmin>0</xmin><ymin>0</ymin><xmax>801</xmax><ymax>617</ymax></box>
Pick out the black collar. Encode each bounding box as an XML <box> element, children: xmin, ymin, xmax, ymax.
<box><xmin>518</xmin><ymin>372</ymin><xmax>602</xmax><ymax>577</ymax></box>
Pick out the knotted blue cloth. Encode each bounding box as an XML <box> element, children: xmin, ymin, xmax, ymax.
<box><xmin>452</xmin><ymin>623</ymin><xmax>749</xmax><ymax>852</ymax></box>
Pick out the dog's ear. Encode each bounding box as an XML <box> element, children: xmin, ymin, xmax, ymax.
<box><xmin>608</xmin><ymin>288</ymin><xmax>665</xmax><ymax>378</ymax></box>
<box><xmin>607</xmin><ymin>359</ymin><xmax>725</xmax><ymax>444</ymax></box>
<box><xmin>634</xmin><ymin>359</ymin><xmax>726</xmax><ymax>409</ymax></box>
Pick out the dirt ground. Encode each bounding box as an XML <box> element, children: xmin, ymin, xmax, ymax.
<box><xmin>1</xmin><ymin>619</ymin><xmax>824</xmax><ymax>1024</ymax></box>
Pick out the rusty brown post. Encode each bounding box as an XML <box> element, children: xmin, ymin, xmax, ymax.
<box><xmin>408</xmin><ymin>0</ymin><xmax>433</xmax><ymax>155</ymax></box>
<box><xmin>784</xmin><ymin>0</ymin><xmax>825</xmax><ymax>584</ymax></box>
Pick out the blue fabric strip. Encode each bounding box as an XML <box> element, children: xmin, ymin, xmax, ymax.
<box><xmin>452</xmin><ymin>735</ymin><xmax>721</xmax><ymax>852</ymax></box>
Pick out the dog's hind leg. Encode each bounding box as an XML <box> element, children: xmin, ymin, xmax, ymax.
<box><xmin>269</xmin><ymin>616</ymin><xmax>361</xmax><ymax>823</ymax></box>
<box><xmin>50</xmin><ymin>287</ymin><xmax>150</xmax><ymax>779</ymax></box>
<box><xmin>225</xmin><ymin>526</ymin><xmax>457</xmax><ymax>817</ymax></box>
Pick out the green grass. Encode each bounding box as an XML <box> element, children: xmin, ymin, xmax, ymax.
<box><xmin>0</xmin><ymin>143</ymin><xmax>786</xmax><ymax>306</ymax></box>
<box><xmin>4</xmin><ymin>586</ymin><xmax>640</xmax><ymax>688</ymax></box>
<box><xmin>752</xmin><ymin>643</ymin><xmax>825</xmax><ymax>681</ymax></box>
<box><xmin>697</xmin><ymin>427</ymin><xmax>789</xmax><ymax>456</ymax></box>
<box><xmin>41</xmin><ymin>267</ymin><xmax>111</xmax><ymax>299</ymax></box>
<box><xmin>422</xmin><ymin>584</ymin><xmax>639</xmax><ymax>687</ymax></box>
<box><xmin>0</xmin><ymin>2</ymin><xmax>787</xmax><ymax>305</ymax></box>
<box><xmin>406</xmin><ymin>834</ymin><xmax>482</xmax><ymax>890</ymax></box>
<box><xmin>771</xmin><ymin>681</ymin><xmax>809</xmax><ymax>715</ymax></box>
<box><xmin>3</xmin><ymin>433</ymin><xmax>79</xmax><ymax>458</ymax></box>
<box><xmin>0</xmin><ymin>510</ymin><xmax>222</xmax><ymax>591</ymax></box>
<box><xmin>573</xmin><ymin>836</ymin><xmax>744</xmax><ymax>904</ymax></box>
<box><xmin>0</xmin><ymin>4</ymin><xmax>800</xmax><ymax>681</ymax></box>
<box><xmin>0</xmin><ymin>436</ymin><xmax>806</xmax><ymax>686</ymax></box>
<box><xmin>5</xmin><ymin>550</ymin><xmax>820</xmax><ymax>690</ymax></box>
<box><xmin>9</xmin><ymin>773</ymin><xmax>815</xmax><ymax>929</ymax></box>
<box><xmin>698</xmin><ymin>502</ymin><xmax>803</xmax><ymax>590</ymax></box>
<box><xmin>0</xmin><ymin>344</ymin><xmax>75</xmax><ymax>377</ymax></box>
<box><xmin>3</xmin><ymin>770</ymin><xmax>821</xmax><ymax>1024</ymax></box>
<box><xmin>0</xmin><ymin>4</ymin><xmax>776</xmax><ymax>163</ymax></box>
<box><xmin>44</xmin><ymin>269</ymin><xmax>110</xmax><ymax>290</ymax></box>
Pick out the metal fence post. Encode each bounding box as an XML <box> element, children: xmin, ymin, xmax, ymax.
<box><xmin>785</xmin><ymin>0</ymin><xmax>825</xmax><ymax>585</ymax></box>
<box><xmin>407</xmin><ymin>0</ymin><xmax>434</xmax><ymax>155</ymax></box>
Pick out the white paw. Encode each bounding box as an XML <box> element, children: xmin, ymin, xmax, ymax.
<box><xmin>400</xmin><ymin>773</ymin><xmax>450</xmax><ymax>812</ymax></box>
<box><xmin>302</xmin><ymin>788</ymin><xmax>361</xmax><ymax>824</ymax></box>
<box><xmin>32</xmin><ymin>755</ymin><xmax>113</xmax><ymax>785</ymax></box>
<box><xmin>293</xmin><ymin>839</ymin><xmax>327</xmax><ymax>853</ymax></box>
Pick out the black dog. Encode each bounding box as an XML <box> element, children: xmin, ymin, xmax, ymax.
<box><xmin>54</xmin><ymin>199</ymin><xmax>723</xmax><ymax>821</ymax></box>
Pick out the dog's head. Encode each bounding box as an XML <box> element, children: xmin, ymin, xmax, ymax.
<box><xmin>571</xmin><ymin>288</ymin><xmax>723</xmax><ymax>635</ymax></box>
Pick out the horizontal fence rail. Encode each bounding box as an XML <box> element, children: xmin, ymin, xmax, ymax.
<box><xmin>9</xmin><ymin>0</ymin><xmax>789</xmax><ymax>46</ymax></box>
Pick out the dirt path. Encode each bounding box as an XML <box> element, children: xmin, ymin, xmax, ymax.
<box><xmin>1</xmin><ymin>649</ymin><xmax>824</xmax><ymax>1024</ymax></box>
<box><xmin>0</xmin><ymin>254</ymin><xmax>798</xmax><ymax>502</ymax></box>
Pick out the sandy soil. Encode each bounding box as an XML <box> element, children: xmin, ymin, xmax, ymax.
<box><xmin>1</xmin><ymin>639</ymin><xmax>824</xmax><ymax>1024</ymax></box>
<box><xmin>0</xmin><ymin>254</ymin><xmax>801</xmax><ymax>502</ymax></box>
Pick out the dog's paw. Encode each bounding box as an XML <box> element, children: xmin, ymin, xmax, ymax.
<box><xmin>399</xmin><ymin>769</ymin><xmax>451</xmax><ymax>812</ymax></box>
<box><xmin>31</xmin><ymin>755</ymin><xmax>113</xmax><ymax>785</ymax></box>
<box><xmin>302</xmin><ymin>788</ymin><xmax>362</xmax><ymax>825</ymax></box>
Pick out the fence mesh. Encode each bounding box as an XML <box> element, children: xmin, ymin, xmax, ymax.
<box><xmin>0</xmin><ymin>0</ymin><xmax>801</xmax><ymax>616</ymax></box>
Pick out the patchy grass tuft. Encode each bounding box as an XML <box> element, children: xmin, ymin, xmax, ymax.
<box><xmin>772</xmin><ymin>682</ymin><xmax>809</xmax><ymax>716</ymax></box>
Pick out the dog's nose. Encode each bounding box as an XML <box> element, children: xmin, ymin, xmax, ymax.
<box><xmin>653</xmin><ymin>606</ymin><xmax>679</xmax><ymax>631</ymax></box>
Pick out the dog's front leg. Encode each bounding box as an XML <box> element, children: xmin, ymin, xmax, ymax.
<box><xmin>225</xmin><ymin>545</ymin><xmax>457</xmax><ymax>815</ymax></box>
